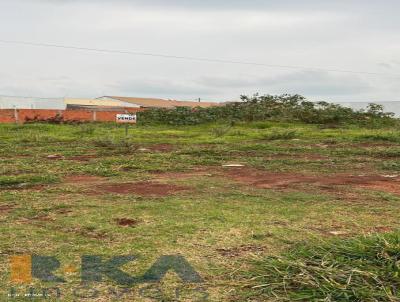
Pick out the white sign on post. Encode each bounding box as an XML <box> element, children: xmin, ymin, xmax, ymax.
<box><xmin>116</xmin><ymin>114</ymin><xmax>137</xmax><ymax>124</ymax></box>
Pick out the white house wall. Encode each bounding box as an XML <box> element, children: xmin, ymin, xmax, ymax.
<box><xmin>0</xmin><ymin>96</ymin><xmax>66</xmax><ymax>110</ymax></box>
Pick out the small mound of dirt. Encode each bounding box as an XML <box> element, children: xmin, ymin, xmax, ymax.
<box><xmin>96</xmin><ymin>181</ymin><xmax>187</xmax><ymax>196</ymax></box>
<box><xmin>115</xmin><ymin>218</ymin><xmax>139</xmax><ymax>227</ymax></box>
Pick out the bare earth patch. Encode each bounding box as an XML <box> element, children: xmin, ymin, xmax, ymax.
<box><xmin>45</xmin><ymin>154</ymin><xmax>64</xmax><ymax>160</ymax></box>
<box><xmin>115</xmin><ymin>218</ymin><xmax>139</xmax><ymax>227</ymax></box>
<box><xmin>0</xmin><ymin>204</ymin><xmax>15</xmax><ymax>214</ymax></box>
<box><xmin>224</xmin><ymin>167</ymin><xmax>400</xmax><ymax>194</ymax></box>
<box><xmin>151</xmin><ymin>167</ymin><xmax>215</xmax><ymax>180</ymax></box>
<box><xmin>147</xmin><ymin>144</ymin><xmax>175</xmax><ymax>152</ymax></box>
<box><xmin>64</xmin><ymin>175</ymin><xmax>104</xmax><ymax>183</ymax></box>
<box><xmin>95</xmin><ymin>181</ymin><xmax>187</xmax><ymax>196</ymax></box>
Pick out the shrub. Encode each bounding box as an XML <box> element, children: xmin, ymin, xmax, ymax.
<box><xmin>137</xmin><ymin>94</ymin><xmax>397</xmax><ymax>126</ymax></box>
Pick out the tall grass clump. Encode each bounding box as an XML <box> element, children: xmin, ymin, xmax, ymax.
<box><xmin>91</xmin><ymin>137</ymin><xmax>138</xmax><ymax>154</ymax></box>
<box><xmin>245</xmin><ymin>232</ymin><xmax>400</xmax><ymax>301</ymax></box>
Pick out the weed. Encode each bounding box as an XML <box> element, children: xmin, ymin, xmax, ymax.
<box><xmin>211</xmin><ymin>125</ymin><xmax>231</xmax><ymax>137</ymax></box>
<box><xmin>358</xmin><ymin>133</ymin><xmax>400</xmax><ymax>143</ymax></box>
<box><xmin>92</xmin><ymin>137</ymin><xmax>138</xmax><ymax>154</ymax></box>
<box><xmin>261</xmin><ymin>130</ymin><xmax>298</xmax><ymax>140</ymax></box>
<box><xmin>75</xmin><ymin>124</ymin><xmax>95</xmax><ymax>135</ymax></box>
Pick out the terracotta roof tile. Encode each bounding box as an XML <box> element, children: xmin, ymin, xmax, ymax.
<box><xmin>106</xmin><ymin>96</ymin><xmax>220</xmax><ymax>108</ymax></box>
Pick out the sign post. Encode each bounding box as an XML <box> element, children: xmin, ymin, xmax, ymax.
<box><xmin>116</xmin><ymin>114</ymin><xmax>137</xmax><ymax>137</ymax></box>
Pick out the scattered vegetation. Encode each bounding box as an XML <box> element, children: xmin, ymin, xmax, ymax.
<box><xmin>1</xmin><ymin>104</ymin><xmax>400</xmax><ymax>301</ymax></box>
<box><xmin>211</xmin><ymin>125</ymin><xmax>232</xmax><ymax>137</ymax></box>
<box><xmin>75</xmin><ymin>124</ymin><xmax>96</xmax><ymax>135</ymax></box>
<box><xmin>138</xmin><ymin>94</ymin><xmax>397</xmax><ymax>126</ymax></box>
<box><xmin>261</xmin><ymin>129</ymin><xmax>298</xmax><ymax>140</ymax></box>
<box><xmin>0</xmin><ymin>174</ymin><xmax>59</xmax><ymax>188</ymax></box>
<box><xmin>91</xmin><ymin>137</ymin><xmax>138</xmax><ymax>154</ymax></box>
<box><xmin>246</xmin><ymin>232</ymin><xmax>400</xmax><ymax>301</ymax></box>
<box><xmin>358</xmin><ymin>133</ymin><xmax>400</xmax><ymax>143</ymax></box>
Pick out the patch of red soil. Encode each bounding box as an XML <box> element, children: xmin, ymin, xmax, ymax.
<box><xmin>115</xmin><ymin>218</ymin><xmax>139</xmax><ymax>227</ymax></box>
<box><xmin>0</xmin><ymin>204</ymin><xmax>14</xmax><ymax>214</ymax></box>
<box><xmin>216</xmin><ymin>245</ymin><xmax>266</xmax><ymax>257</ymax></box>
<box><xmin>64</xmin><ymin>175</ymin><xmax>104</xmax><ymax>183</ymax></box>
<box><xmin>96</xmin><ymin>181</ymin><xmax>187</xmax><ymax>196</ymax></box>
<box><xmin>225</xmin><ymin>167</ymin><xmax>400</xmax><ymax>194</ymax></box>
<box><xmin>358</xmin><ymin>181</ymin><xmax>400</xmax><ymax>195</ymax></box>
<box><xmin>225</xmin><ymin>168</ymin><xmax>314</xmax><ymax>189</ymax></box>
<box><xmin>151</xmin><ymin>168</ymin><xmax>216</xmax><ymax>180</ymax></box>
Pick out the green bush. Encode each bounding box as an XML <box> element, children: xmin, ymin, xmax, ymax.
<box><xmin>137</xmin><ymin>94</ymin><xmax>397</xmax><ymax>126</ymax></box>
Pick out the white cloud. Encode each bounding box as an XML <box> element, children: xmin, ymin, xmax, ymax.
<box><xmin>0</xmin><ymin>0</ymin><xmax>399</xmax><ymax>102</ymax></box>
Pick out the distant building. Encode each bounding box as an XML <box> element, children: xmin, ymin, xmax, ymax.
<box><xmin>97</xmin><ymin>96</ymin><xmax>220</xmax><ymax>108</ymax></box>
<box><xmin>0</xmin><ymin>95</ymin><xmax>221</xmax><ymax>112</ymax></box>
<box><xmin>64</xmin><ymin>98</ymin><xmax>139</xmax><ymax>111</ymax></box>
<box><xmin>0</xmin><ymin>95</ymin><xmax>65</xmax><ymax>110</ymax></box>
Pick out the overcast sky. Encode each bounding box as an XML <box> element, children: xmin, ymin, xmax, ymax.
<box><xmin>0</xmin><ymin>0</ymin><xmax>399</xmax><ymax>102</ymax></box>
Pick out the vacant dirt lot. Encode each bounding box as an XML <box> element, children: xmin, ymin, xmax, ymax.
<box><xmin>1</xmin><ymin>122</ymin><xmax>400</xmax><ymax>301</ymax></box>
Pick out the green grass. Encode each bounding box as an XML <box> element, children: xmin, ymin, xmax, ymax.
<box><xmin>245</xmin><ymin>232</ymin><xmax>400</xmax><ymax>301</ymax></box>
<box><xmin>0</xmin><ymin>121</ymin><xmax>400</xmax><ymax>301</ymax></box>
<box><xmin>0</xmin><ymin>175</ymin><xmax>59</xmax><ymax>188</ymax></box>
<box><xmin>260</xmin><ymin>129</ymin><xmax>298</xmax><ymax>140</ymax></box>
